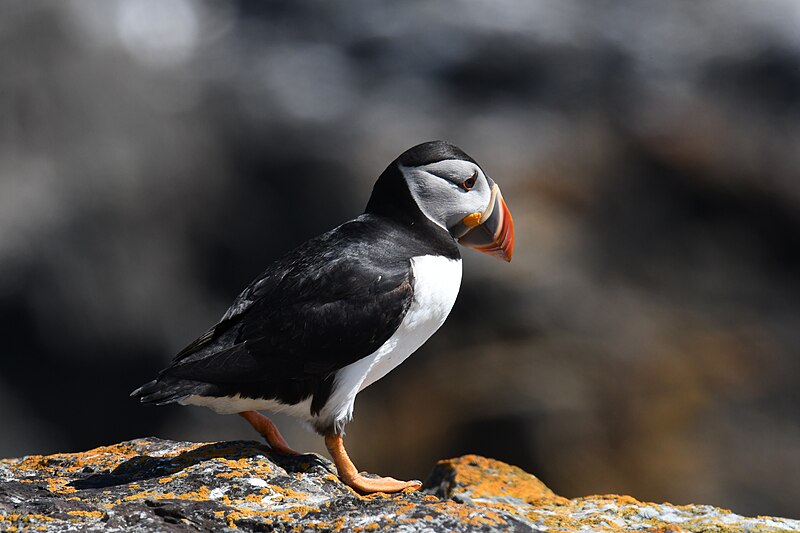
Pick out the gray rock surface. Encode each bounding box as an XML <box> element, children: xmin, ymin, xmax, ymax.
<box><xmin>2</xmin><ymin>438</ymin><xmax>799</xmax><ymax>532</ymax></box>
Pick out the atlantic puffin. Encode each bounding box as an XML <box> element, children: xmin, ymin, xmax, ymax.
<box><xmin>132</xmin><ymin>141</ymin><xmax>514</xmax><ymax>494</ymax></box>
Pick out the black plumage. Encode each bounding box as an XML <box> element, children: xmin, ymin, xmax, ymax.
<box><xmin>133</xmin><ymin>158</ymin><xmax>459</xmax><ymax>434</ymax></box>
<box><xmin>133</xmin><ymin>140</ymin><xmax>514</xmax><ymax>494</ymax></box>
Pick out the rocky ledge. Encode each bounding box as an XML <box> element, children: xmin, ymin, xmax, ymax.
<box><xmin>0</xmin><ymin>438</ymin><xmax>797</xmax><ymax>532</ymax></box>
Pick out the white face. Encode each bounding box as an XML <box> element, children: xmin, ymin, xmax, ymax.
<box><xmin>399</xmin><ymin>159</ymin><xmax>494</xmax><ymax>233</ymax></box>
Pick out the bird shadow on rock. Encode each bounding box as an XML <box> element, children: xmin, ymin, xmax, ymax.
<box><xmin>68</xmin><ymin>440</ymin><xmax>332</xmax><ymax>490</ymax></box>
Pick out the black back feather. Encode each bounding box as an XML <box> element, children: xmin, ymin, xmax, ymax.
<box><xmin>133</xmin><ymin>214</ymin><xmax>458</xmax><ymax>415</ymax></box>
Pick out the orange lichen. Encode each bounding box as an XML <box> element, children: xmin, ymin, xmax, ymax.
<box><xmin>224</xmin><ymin>503</ymin><xmax>320</xmax><ymax>529</ymax></box>
<box><xmin>272</xmin><ymin>485</ymin><xmax>311</xmax><ymax>500</ymax></box>
<box><xmin>122</xmin><ymin>489</ymin><xmax>171</xmax><ymax>502</ymax></box>
<box><xmin>7</xmin><ymin>442</ymin><xmax>143</xmax><ymax>476</ymax></box>
<box><xmin>329</xmin><ymin>516</ymin><xmax>348</xmax><ymax>532</ymax></box>
<box><xmin>391</xmin><ymin>500</ymin><xmax>417</xmax><ymax>515</ymax></box>
<box><xmin>3</xmin><ymin>442</ymin><xmax>792</xmax><ymax>533</ymax></box>
<box><xmin>215</xmin><ymin>471</ymin><xmax>242</xmax><ymax>479</ymax></box>
<box><xmin>244</xmin><ymin>491</ymin><xmax>268</xmax><ymax>503</ymax></box>
<box><xmin>210</xmin><ymin>456</ymin><xmax>273</xmax><ymax>481</ymax></box>
<box><xmin>440</xmin><ymin>454</ymin><xmax>568</xmax><ymax>505</ymax></box>
<box><xmin>177</xmin><ymin>485</ymin><xmax>212</xmax><ymax>501</ymax></box>
<box><xmin>66</xmin><ymin>510</ymin><xmax>104</xmax><ymax>519</ymax></box>
<box><xmin>586</xmin><ymin>494</ymin><xmax>643</xmax><ymax>506</ymax></box>
<box><xmin>46</xmin><ymin>476</ymin><xmax>76</xmax><ymax>495</ymax></box>
<box><xmin>422</xmin><ymin>498</ymin><xmax>509</xmax><ymax>528</ymax></box>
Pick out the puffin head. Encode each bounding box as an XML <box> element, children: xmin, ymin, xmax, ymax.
<box><xmin>366</xmin><ymin>141</ymin><xmax>515</xmax><ymax>261</ymax></box>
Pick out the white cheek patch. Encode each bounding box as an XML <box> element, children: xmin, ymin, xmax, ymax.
<box><xmin>400</xmin><ymin>161</ymin><xmax>492</xmax><ymax>230</ymax></box>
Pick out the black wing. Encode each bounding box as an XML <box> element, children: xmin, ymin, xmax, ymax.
<box><xmin>139</xmin><ymin>217</ymin><xmax>415</xmax><ymax>403</ymax></box>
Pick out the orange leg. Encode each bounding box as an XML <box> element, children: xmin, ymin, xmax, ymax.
<box><xmin>324</xmin><ymin>433</ymin><xmax>421</xmax><ymax>494</ymax></box>
<box><xmin>239</xmin><ymin>411</ymin><xmax>299</xmax><ymax>455</ymax></box>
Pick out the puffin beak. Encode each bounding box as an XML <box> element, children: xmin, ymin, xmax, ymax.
<box><xmin>456</xmin><ymin>183</ymin><xmax>515</xmax><ymax>262</ymax></box>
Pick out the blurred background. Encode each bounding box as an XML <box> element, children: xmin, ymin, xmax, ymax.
<box><xmin>1</xmin><ymin>0</ymin><xmax>799</xmax><ymax>519</ymax></box>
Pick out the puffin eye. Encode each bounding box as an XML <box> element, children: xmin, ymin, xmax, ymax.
<box><xmin>460</xmin><ymin>173</ymin><xmax>478</xmax><ymax>191</ymax></box>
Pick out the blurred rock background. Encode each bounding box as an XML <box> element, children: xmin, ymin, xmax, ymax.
<box><xmin>1</xmin><ymin>0</ymin><xmax>798</xmax><ymax>519</ymax></box>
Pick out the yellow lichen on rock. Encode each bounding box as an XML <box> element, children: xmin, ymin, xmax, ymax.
<box><xmin>437</xmin><ymin>454</ymin><xmax>566</xmax><ymax>505</ymax></box>
<box><xmin>431</xmin><ymin>452</ymin><xmax>800</xmax><ymax>533</ymax></box>
<box><xmin>1</xmin><ymin>439</ymin><xmax>798</xmax><ymax>533</ymax></box>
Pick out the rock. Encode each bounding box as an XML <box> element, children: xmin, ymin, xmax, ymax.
<box><xmin>0</xmin><ymin>439</ymin><xmax>796</xmax><ymax>533</ymax></box>
<box><xmin>428</xmin><ymin>455</ymin><xmax>800</xmax><ymax>532</ymax></box>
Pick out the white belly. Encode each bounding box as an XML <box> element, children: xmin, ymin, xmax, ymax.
<box><xmin>360</xmin><ymin>255</ymin><xmax>462</xmax><ymax>389</ymax></box>
<box><xmin>182</xmin><ymin>254</ymin><xmax>463</xmax><ymax>435</ymax></box>
<box><xmin>317</xmin><ymin>255</ymin><xmax>462</xmax><ymax>432</ymax></box>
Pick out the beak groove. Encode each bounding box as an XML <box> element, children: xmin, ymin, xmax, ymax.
<box><xmin>456</xmin><ymin>184</ymin><xmax>515</xmax><ymax>262</ymax></box>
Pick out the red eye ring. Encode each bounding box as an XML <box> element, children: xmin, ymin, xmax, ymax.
<box><xmin>461</xmin><ymin>173</ymin><xmax>478</xmax><ymax>191</ymax></box>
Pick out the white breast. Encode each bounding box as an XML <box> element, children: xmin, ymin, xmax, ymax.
<box><xmin>360</xmin><ymin>255</ymin><xmax>462</xmax><ymax>389</ymax></box>
<box><xmin>182</xmin><ymin>255</ymin><xmax>463</xmax><ymax>435</ymax></box>
<box><xmin>317</xmin><ymin>255</ymin><xmax>462</xmax><ymax>432</ymax></box>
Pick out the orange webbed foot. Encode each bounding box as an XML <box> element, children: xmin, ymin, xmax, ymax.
<box><xmin>324</xmin><ymin>433</ymin><xmax>420</xmax><ymax>494</ymax></box>
<box><xmin>341</xmin><ymin>472</ymin><xmax>422</xmax><ymax>494</ymax></box>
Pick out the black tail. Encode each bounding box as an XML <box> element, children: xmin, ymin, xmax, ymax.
<box><xmin>130</xmin><ymin>377</ymin><xmax>210</xmax><ymax>406</ymax></box>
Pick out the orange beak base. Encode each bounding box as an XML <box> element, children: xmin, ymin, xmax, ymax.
<box><xmin>457</xmin><ymin>187</ymin><xmax>514</xmax><ymax>262</ymax></box>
